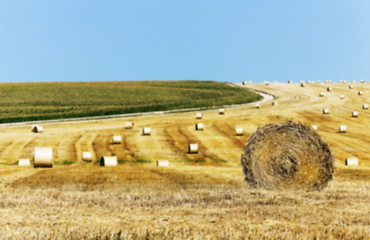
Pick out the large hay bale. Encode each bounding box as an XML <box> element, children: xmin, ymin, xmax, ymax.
<box><xmin>240</xmin><ymin>122</ymin><xmax>333</xmax><ymax>191</ymax></box>
<box><xmin>242</xmin><ymin>81</ymin><xmax>247</xmax><ymax>85</ymax></box>
<box><xmin>358</xmin><ymin>91</ymin><xmax>364</xmax><ymax>95</ymax></box>
<box><xmin>363</xmin><ymin>104</ymin><xmax>368</xmax><ymax>109</ymax></box>
<box><xmin>196</xmin><ymin>113</ymin><xmax>203</xmax><ymax>119</ymax></box>
<box><xmin>33</xmin><ymin>147</ymin><xmax>53</xmax><ymax>168</ymax></box>
<box><xmin>219</xmin><ymin>109</ymin><xmax>225</xmax><ymax>115</ymax></box>
<box><xmin>235</xmin><ymin>127</ymin><xmax>243</xmax><ymax>136</ymax></box>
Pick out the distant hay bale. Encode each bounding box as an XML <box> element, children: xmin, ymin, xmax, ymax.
<box><xmin>360</xmin><ymin>79</ymin><xmax>365</xmax><ymax>83</ymax></box>
<box><xmin>345</xmin><ymin>158</ymin><xmax>359</xmax><ymax>166</ymax></box>
<box><xmin>339</xmin><ymin>95</ymin><xmax>344</xmax><ymax>99</ymax></box>
<box><xmin>125</xmin><ymin>122</ymin><xmax>134</xmax><ymax>129</ymax></box>
<box><xmin>301</xmin><ymin>83</ymin><xmax>305</xmax><ymax>87</ymax></box>
<box><xmin>349</xmin><ymin>85</ymin><xmax>354</xmax><ymax>89</ymax></box>
<box><xmin>242</xmin><ymin>81</ymin><xmax>247</xmax><ymax>85</ymax></box>
<box><xmin>358</xmin><ymin>91</ymin><xmax>364</xmax><ymax>95</ymax></box>
<box><xmin>325</xmin><ymin>80</ymin><xmax>329</xmax><ymax>83</ymax></box>
<box><xmin>32</xmin><ymin>125</ymin><xmax>43</xmax><ymax>133</ymax></box>
<box><xmin>156</xmin><ymin>160</ymin><xmax>169</xmax><ymax>167</ymax></box>
<box><xmin>287</xmin><ymin>80</ymin><xmax>292</xmax><ymax>83</ymax></box>
<box><xmin>196</xmin><ymin>113</ymin><xmax>203</xmax><ymax>119</ymax></box>
<box><xmin>343</xmin><ymin>80</ymin><xmax>347</xmax><ymax>83</ymax></box>
<box><xmin>235</xmin><ymin>127</ymin><xmax>243</xmax><ymax>136</ymax></box>
<box><xmin>317</xmin><ymin>80</ymin><xmax>321</xmax><ymax>83</ymax></box>
<box><xmin>82</xmin><ymin>151</ymin><xmax>93</xmax><ymax>162</ymax></box>
<box><xmin>100</xmin><ymin>156</ymin><xmax>117</xmax><ymax>167</ymax></box>
<box><xmin>255</xmin><ymin>103</ymin><xmax>260</xmax><ymax>108</ymax></box>
<box><xmin>111</xmin><ymin>135</ymin><xmax>122</xmax><ymax>144</ymax></box>
<box><xmin>240</xmin><ymin>121</ymin><xmax>334</xmax><ymax>190</ymax></box>
<box><xmin>339</xmin><ymin>80</ymin><xmax>343</xmax><ymax>83</ymax></box>
<box><xmin>363</xmin><ymin>104</ymin><xmax>369</xmax><ymax>109</ymax></box>
<box><xmin>272</xmin><ymin>101</ymin><xmax>278</xmax><ymax>106</ymax></box>
<box><xmin>142</xmin><ymin>127</ymin><xmax>151</xmax><ymax>135</ymax></box>
<box><xmin>18</xmin><ymin>158</ymin><xmax>31</xmax><ymax>167</ymax></box>
<box><xmin>351</xmin><ymin>80</ymin><xmax>356</xmax><ymax>83</ymax></box>
<box><xmin>339</xmin><ymin>125</ymin><xmax>347</xmax><ymax>133</ymax></box>
<box><xmin>352</xmin><ymin>111</ymin><xmax>358</xmax><ymax>117</ymax></box>
<box><xmin>327</xmin><ymin>87</ymin><xmax>332</xmax><ymax>92</ymax></box>
<box><xmin>319</xmin><ymin>92</ymin><xmax>324</xmax><ymax>97</ymax></box>
<box><xmin>264</xmin><ymin>81</ymin><xmax>270</xmax><ymax>85</ymax></box>
<box><xmin>219</xmin><ymin>109</ymin><xmax>225</xmax><ymax>115</ymax></box>
<box><xmin>322</xmin><ymin>109</ymin><xmax>329</xmax><ymax>114</ymax></box>
<box><xmin>195</xmin><ymin>123</ymin><xmax>204</xmax><ymax>131</ymax></box>
<box><xmin>188</xmin><ymin>143</ymin><xmax>198</xmax><ymax>154</ymax></box>
<box><xmin>300</xmin><ymin>80</ymin><xmax>304</xmax><ymax>84</ymax></box>
<box><xmin>112</xmin><ymin>135</ymin><xmax>122</xmax><ymax>144</ymax></box>
<box><xmin>312</xmin><ymin>125</ymin><xmax>318</xmax><ymax>131</ymax></box>
<box><xmin>33</xmin><ymin>147</ymin><xmax>53</xmax><ymax>168</ymax></box>
<box><xmin>306</xmin><ymin>80</ymin><xmax>311</xmax><ymax>83</ymax></box>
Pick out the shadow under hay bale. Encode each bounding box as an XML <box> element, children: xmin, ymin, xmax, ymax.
<box><xmin>240</xmin><ymin>121</ymin><xmax>333</xmax><ymax>191</ymax></box>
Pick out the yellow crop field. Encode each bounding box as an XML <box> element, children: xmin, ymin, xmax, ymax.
<box><xmin>0</xmin><ymin>82</ymin><xmax>368</xmax><ymax>239</ymax></box>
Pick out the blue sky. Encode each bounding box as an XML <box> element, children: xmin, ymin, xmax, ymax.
<box><xmin>0</xmin><ymin>0</ymin><xmax>369</xmax><ymax>83</ymax></box>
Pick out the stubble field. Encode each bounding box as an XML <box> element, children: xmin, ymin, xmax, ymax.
<box><xmin>0</xmin><ymin>82</ymin><xmax>368</xmax><ymax>239</ymax></box>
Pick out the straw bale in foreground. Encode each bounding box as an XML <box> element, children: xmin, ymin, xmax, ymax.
<box><xmin>241</xmin><ymin>121</ymin><xmax>333</xmax><ymax>191</ymax></box>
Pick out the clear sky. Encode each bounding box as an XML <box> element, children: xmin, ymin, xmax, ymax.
<box><xmin>0</xmin><ymin>0</ymin><xmax>369</xmax><ymax>83</ymax></box>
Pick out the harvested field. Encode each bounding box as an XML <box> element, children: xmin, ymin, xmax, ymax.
<box><xmin>0</xmin><ymin>82</ymin><xmax>368</xmax><ymax>239</ymax></box>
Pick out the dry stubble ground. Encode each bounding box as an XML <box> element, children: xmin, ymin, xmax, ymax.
<box><xmin>0</xmin><ymin>82</ymin><xmax>369</xmax><ymax>239</ymax></box>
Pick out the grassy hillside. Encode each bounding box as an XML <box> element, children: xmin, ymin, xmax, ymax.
<box><xmin>0</xmin><ymin>80</ymin><xmax>260</xmax><ymax>123</ymax></box>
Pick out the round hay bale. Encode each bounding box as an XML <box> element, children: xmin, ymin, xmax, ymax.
<box><xmin>32</xmin><ymin>125</ymin><xmax>44</xmax><ymax>133</ymax></box>
<box><xmin>196</xmin><ymin>113</ymin><xmax>203</xmax><ymax>119</ymax></box>
<box><xmin>312</xmin><ymin>125</ymin><xmax>318</xmax><ymax>131</ymax></box>
<box><xmin>287</xmin><ymin>80</ymin><xmax>292</xmax><ymax>84</ymax></box>
<box><xmin>323</xmin><ymin>109</ymin><xmax>329</xmax><ymax>114</ymax></box>
<box><xmin>327</xmin><ymin>87</ymin><xmax>332</xmax><ymax>92</ymax></box>
<box><xmin>301</xmin><ymin>83</ymin><xmax>305</xmax><ymax>87</ymax></box>
<box><xmin>142</xmin><ymin>127</ymin><xmax>151</xmax><ymax>135</ymax></box>
<box><xmin>125</xmin><ymin>122</ymin><xmax>134</xmax><ymax>129</ymax></box>
<box><xmin>319</xmin><ymin>92</ymin><xmax>324</xmax><ymax>97</ymax></box>
<box><xmin>352</xmin><ymin>111</ymin><xmax>358</xmax><ymax>117</ymax></box>
<box><xmin>100</xmin><ymin>156</ymin><xmax>117</xmax><ymax>166</ymax></box>
<box><xmin>18</xmin><ymin>158</ymin><xmax>31</xmax><ymax>167</ymax></box>
<box><xmin>272</xmin><ymin>101</ymin><xmax>278</xmax><ymax>106</ymax></box>
<box><xmin>188</xmin><ymin>143</ymin><xmax>198</xmax><ymax>154</ymax></box>
<box><xmin>219</xmin><ymin>109</ymin><xmax>225</xmax><ymax>115</ymax></box>
<box><xmin>255</xmin><ymin>103</ymin><xmax>260</xmax><ymax>108</ymax></box>
<box><xmin>33</xmin><ymin>147</ymin><xmax>53</xmax><ymax>168</ymax></box>
<box><xmin>358</xmin><ymin>91</ymin><xmax>364</xmax><ymax>95</ymax></box>
<box><xmin>360</xmin><ymin>79</ymin><xmax>365</xmax><ymax>83</ymax></box>
<box><xmin>112</xmin><ymin>135</ymin><xmax>122</xmax><ymax>144</ymax></box>
<box><xmin>349</xmin><ymin>85</ymin><xmax>354</xmax><ymax>89</ymax></box>
<box><xmin>339</xmin><ymin>125</ymin><xmax>347</xmax><ymax>133</ymax></box>
<box><xmin>195</xmin><ymin>123</ymin><xmax>204</xmax><ymax>131</ymax></box>
<box><xmin>339</xmin><ymin>95</ymin><xmax>344</xmax><ymax>99</ymax></box>
<box><xmin>157</xmin><ymin>160</ymin><xmax>169</xmax><ymax>167</ymax></box>
<box><xmin>363</xmin><ymin>104</ymin><xmax>368</xmax><ymax>109</ymax></box>
<box><xmin>235</xmin><ymin>127</ymin><xmax>243</xmax><ymax>136</ymax></box>
<box><xmin>317</xmin><ymin>80</ymin><xmax>321</xmax><ymax>83</ymax></box>
<box><xmin>82</xmin><ymin>151</ymin><xmax>93</xmax><ymax>162</ymax></box>
<box><xmin>240</xmin><ymin>121</ymin><xmax>334</xmax><ymax>191</ymax></box>
<box><xmin>345</xmin><ymin>158</ymin><xmax>359</xmax><ymax>166</ymax></box>
<box><xmin>242</xmin><ymin>81</ymin><xmax>247</xmax><ymax>85</ymax></box>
